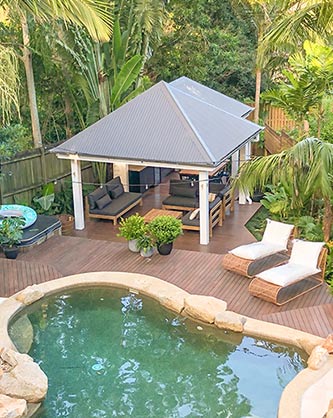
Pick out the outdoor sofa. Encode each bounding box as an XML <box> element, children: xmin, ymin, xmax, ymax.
<box><xmin>181</xmin><ymin>197</ymin><xmax>222</xmax><ymax>237</ymax></box>
<box><xmin>162</xmin><ymin>179</ymin><xmax>233</xmax><ymax>218</ymax></box>
<box><xmin>85</xmin><ymin>176</ymin><xmax>142</xmax><ymax>225</ymax></box>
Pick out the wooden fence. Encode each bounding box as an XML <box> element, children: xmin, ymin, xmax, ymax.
<box><xmin>264</xmin><ymin>125</ymin><xmax>295</xmax><ymax>155</ymax></box>
<box><xmin>0</xmin><ymin>146</ymin><xmax>93</xmax><ymax>204</ymax></box>
<box><xmin>264</xmin><ymin>105</ymin><xmax>296</xmax><ymax>131</ymax></box>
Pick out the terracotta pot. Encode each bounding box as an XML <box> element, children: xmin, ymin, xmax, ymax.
<box><xmin>58</xmin><ymin>214</ymin><xmax>75</xmax><ymax>236</ymax></box>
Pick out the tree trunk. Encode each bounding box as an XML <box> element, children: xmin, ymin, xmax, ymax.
<box><xmin>303</xmin><ymin>119</ymin><xmax>309</xmax><ymax>136</ymax></box>
<box><xmin>21</xmin><ymin>13</ymin><xmax>42</xmax><ymax>148</ymax></box>
<box><xmin>254</xmin><ymin>67</ymin><xmax>261</xmax><ymax>124</ymax></box>
<box><xmin>64</xmin><ymin>95</ymin><xmax>73</xmax><ymax>138</ymax></box>
<box><xmin>323</xmin><ymin>197</ymin><xmax>332</xmax><ymax>242</ymax></box>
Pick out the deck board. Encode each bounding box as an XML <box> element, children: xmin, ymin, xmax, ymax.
<box><xmin>1</xmin><ymin>235</ymin><xmax>332</xmax><ymax>338</ymax></box>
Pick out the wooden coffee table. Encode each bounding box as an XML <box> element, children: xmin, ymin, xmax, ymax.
<box><xmin>143</xmin><ymin>208</ymin><xmax>183</xmax><ymax>223</ymax></box>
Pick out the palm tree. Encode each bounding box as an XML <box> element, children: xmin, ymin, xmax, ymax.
<box><xmin>232</xmin><ymin>0</ymin><xmax>287</xmax><ymax>123</ymax></box>
<box><xmin>234</xmin><ymin>137</ymin><xmax>333</xmax><ymax>241</ymax></box>
<box><xmin>262</xmin><ymin>40</ymin><xmax>333</xmax><ymax>137</ymax></box>
<box><xmin>3</xmin><ymin>0</ymin><xmax>113</xmax><ymax>147</ymax></box>
<box><xmin>0</xmin><ymin>45</ymin><xmax>20</xmax><ymax>124</ymax></box>
<box><xmin>265</xmin><ymin>1</ymin><xmax>333</xmax><ymax>46</ymax></box>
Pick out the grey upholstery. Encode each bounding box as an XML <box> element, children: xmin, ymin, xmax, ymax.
<box><xmin>89</xmin><ymin>192</ymin><xmax>142</xmax><ymax>216</ymax></box>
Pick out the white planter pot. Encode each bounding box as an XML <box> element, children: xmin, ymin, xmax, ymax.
<box><xmin>140</xmin><ymin>247</ymin><xmax>154</xmax><ymax>258</ymax></box>
<box><xmin>128</xmin><ymin>239</ymin><xmax>140</xmax><ymax>252</ymax></box>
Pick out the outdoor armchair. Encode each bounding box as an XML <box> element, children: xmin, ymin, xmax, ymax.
<box><xmin>222</xmin><ymin>219</ymin><xmax>294</xmax><ymax>278</ymax></box>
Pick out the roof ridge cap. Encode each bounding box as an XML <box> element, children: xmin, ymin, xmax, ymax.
<box><xmin>164</xmin><ymin>83</ymin><xmax>215</xmax><ymax>162</ymax></box>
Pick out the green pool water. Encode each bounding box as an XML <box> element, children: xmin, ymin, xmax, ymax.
<box><xmin>9</xmin><ymin>287</ymin><xmax>306</xmax><ymax>418</ymax></box>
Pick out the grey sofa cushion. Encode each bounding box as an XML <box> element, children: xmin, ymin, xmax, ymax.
<box><xmin>96</xmin><ymin>193</ymin><xmax>112</xmax><ymax>209</ymax></box>
<box><xmin>106</xmin><ymin>176</ymin><xmax>122</xmax><ymax>193</ymax></box>
<box><xmin>110</xmin><ymin>183</ymin><xmax>124</xmax><ymax>199</ymax></box>
<box><xmin>89</xmin><ymin>192</ymin><xmax>142</xmax><ymax>216</ymax></box>
<box><xmin>210</xmin><ymin>183</ymin><xmax>230</xmax><ymax>198</ymax></box>
<box><xmin>87</xmin><ymin>186</ymin><xmax>108</xmax><ymax>210</ymax></box>
<box><xmin>169</xmin><ymin>180</ymin><xmax>198</xmax><ymax>197</ymax></box>
<box><xmin>162</xmin><ymin>195</ymin><xmax>199</xmax><ymax>208</ymax></box>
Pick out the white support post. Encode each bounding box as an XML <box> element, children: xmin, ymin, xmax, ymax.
<box><xmin>245</xmin><ymin>141</ymin><xmax>251</xmax><ymax>161</ymax></box>
<box><xmin>113</xmin><ymin>163</ymin><xmax>129</xmax><ymax>192</ymax></box>
<box><xmin>231</xmin><ymin>150</ymin><xmax>239</xmax><ymax>177</ymax></box>
<box><xmin>71</xmin><ymin>158</ymin><xmax>85</xmax><ymax>230</ymax></box>
<box><xmin>199</xmin><ymin>171</ymin><xmax>209</xmax><ymax>245</ymax></box>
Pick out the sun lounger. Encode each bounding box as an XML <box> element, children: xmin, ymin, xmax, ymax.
<box><xmin>222</xmin><ymin>219</ymin><xmax>294</xmax><ymax>278</ymax></box>
<box><xmin>248</xmin><ymin>240</ymin><xmax>327</xmax><ymax>305</ymax></box>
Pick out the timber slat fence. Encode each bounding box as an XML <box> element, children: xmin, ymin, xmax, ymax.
<box><xmin>264</xmin><ymin>105</ymin><xmax>296</xmax><ymax>131</ymax></box>
<box><xmin>0</xmin><ymin>145</ymin><xmax>92</xmax><ymax>204</ymax></box>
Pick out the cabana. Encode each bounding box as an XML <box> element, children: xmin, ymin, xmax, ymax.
<box><xmin>52</xmin><ymin>77</ymin><xmax>262</xmax><ymax>245</ymax></box>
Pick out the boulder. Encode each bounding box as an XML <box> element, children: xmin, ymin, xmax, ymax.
<box><xmin>184</xmin><ymin>295</ymin><xmax>227</xmax><ymax>324</ymax></box>
<box><xmin>8</xmin><ymin>316</ymin><xmax>33</xmax><ymax>354</ymax></box>
<box><xmin>0</xmin><ymin>394</ymin><xmax>27</xmax><ymax>418</ymax></box>
<box><xmin>0</xmin><ymin>349</ymin><xmax>47</xmax><ymax>403</ymax></box>
<box><xmin>326</xmin><ymin>399</ymin><xmax>333</xmax><ymax>418</ymax></box>
<box><xmin>15</xmin><ymin>285</ymin><xmax>44</xmax><ymax>306</ymax></box>
<box><xmin>215</xmin><ymin>311</ymin><xmax>246</xmax><ymax>333</ymax></box>
<box><xmin>322</xmin><ymin>334</ymin><xmax>333</xmax><ymax>354</ymax></box>
<box><xmin>307</xmin><ymin>345</ymin><xmax>329</xmax><ymax>370</ymax></box>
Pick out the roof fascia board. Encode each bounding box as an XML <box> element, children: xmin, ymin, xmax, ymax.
<box><xmin>166</xmin><ymin>85</ymin><xmax>215</xmax><ymax>162</ymax></box>
<box><xmin>219</xmin><ymin>129</ymin><xmax>262</xmax><ymax>163</ymax></box>
<box><xmin>56</xmin><ymin>153</ymin><xmax>218</xmax><ymax>173</ymax></box>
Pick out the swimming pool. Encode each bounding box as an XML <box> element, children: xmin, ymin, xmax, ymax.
<box><xmin>9</xmin><ymin>286</ymin><xmax>306</xmax><ymax>418</ymax></box>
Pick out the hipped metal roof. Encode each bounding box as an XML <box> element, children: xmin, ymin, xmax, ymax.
<box><xmin>52</xmin><ymin>77</ymin><xmax>262</xmax><ymax>167</ymax></box>
<box><xmin>170</xmin><ymin>77</ymin><xmax>253</xmax><ymax>118</ymax></box>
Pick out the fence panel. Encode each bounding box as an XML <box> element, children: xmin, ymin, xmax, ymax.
<box><xmin>0</xmin><ymin>146</ymin><xmax>93</xmax><ymax>204</ymax></box>
<box><xmin>264</xmin><ymin>105</ymin><xmax>296</xmax><ymax>131</ymax></box>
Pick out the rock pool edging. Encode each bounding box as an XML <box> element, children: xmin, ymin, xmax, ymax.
<box><xmin>0</xmin><ymin>271</ymin><xmax>330</xmax><ymax>418</ymax></box>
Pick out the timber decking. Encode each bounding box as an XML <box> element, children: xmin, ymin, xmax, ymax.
<box><xmin>1</xmin><ymin>235</ymin><xmax>332</xmax><ymax>338</ymax></box>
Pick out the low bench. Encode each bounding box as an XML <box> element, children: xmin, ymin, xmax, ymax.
<box><xmin>85</xmin><ymin>177</ymin><xmax>142</xmax><ymax>225</ymax></box>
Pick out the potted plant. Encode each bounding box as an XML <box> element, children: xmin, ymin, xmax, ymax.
<box><xmin>148</xmin><ymin>215</ymin><xmax>183</xmax><ymax>255</ymax></box>
<box><xmin>136</xmin><ymin>231</ymin><xmax>155</xmax><ymax>258</ymax></box>
<box><xmin>0</xmin><ymin>217</ymin><xmax>25</xmax><ymax>259</ymax></box>
<box><xmin>118</xmin><ymin>214</ymin><xmax>145</xmax><ymax>252</ymax></box>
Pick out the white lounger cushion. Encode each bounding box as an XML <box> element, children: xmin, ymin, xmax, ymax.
<box><xmin>289</xmin><ymin>240</ymin><xmax>324</xmax><ymax>270</ymax></box>
<box><xmin>257</xmin><ymin>263</ymin><xmax>321</xmax><ymax>286</ymax></box>
<box><xmin>262</xmin><ymin>219</ymin><xmax>294</xmax><ymax>249</ymax></box>
<box><xmin>229</xmin><ymin>242</ymin><xmax>286</xmax><ymax>260</ymax></box>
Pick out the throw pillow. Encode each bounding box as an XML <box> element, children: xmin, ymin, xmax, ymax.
<box><xmin>208</xmin><ymin>193</ymin><xmax>217</xmax><ymax>203</ymax></box>
<box><xmin>87</xmin><ymin>186</ymin><xmax>107</xmax><ymax>210</ymax></box>
<box><xmin>110</xmin><ymin>183</ymin><xmax>124</xmax><ymax>199</ymax></box>
<box><xmin>96</xmin><ymin>193</ymin><xmax>112</xmax><ymax>210</ymax></box>
<box><xmin>106</xmin><ymin>176</ymin><xmax>121</xmax><ymax>193</ymax></box>
<box><xmin>189</xmin><ymin>208</ymin><xmax>200</xmax><ymax>220</ymax></box>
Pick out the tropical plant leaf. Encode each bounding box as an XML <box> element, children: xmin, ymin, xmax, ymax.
<box><xmin>110</xmin><ymin>55</ymin><xmax>143</xmax><ymax>109</ymax></box>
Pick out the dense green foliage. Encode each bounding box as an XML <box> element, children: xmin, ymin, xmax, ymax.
<box><xmin>147</xmin><ymin>0</ymin><xmax>257</xmax><ymax>99</ymax></box>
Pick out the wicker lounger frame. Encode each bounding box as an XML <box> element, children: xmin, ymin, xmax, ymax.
<box><xmin>222</xmin><ymin>251</ymin><xmax>289</xmax><ymax>278</ymax></box>
<box><xmin>182</xmin><ymin>200</ymin><xmax>222</xmax><ymax>237</ymax></box>
<box><xmin>248</xmin><ymin>247</ymin><xmax>328</xmax><ymax>306</ymax></box>
<box><xmin>85</xmin><ymin>195</ymin><xmax>143</xmax><ymax>225</ymax></box>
